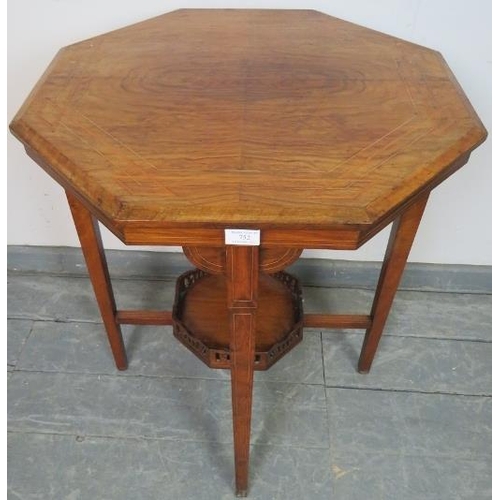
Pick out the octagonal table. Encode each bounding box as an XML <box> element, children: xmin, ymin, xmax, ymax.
<box><xmin>10</xmin><ymin>9</ymin><xmax>487</xmax><ymax>496</ymax></box>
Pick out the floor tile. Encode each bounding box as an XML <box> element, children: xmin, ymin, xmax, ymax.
<box><xmin>8</xmin><ymin>275</ymin><xmax>100</xmax><ymax>321</ymax></box>
<box><xmin>8</xmin><ymin>432</ymin><xmax>334</xmax><ymax>500</ymax></box>
<box><xmin>257</xmin><ymin>328</ymin><xmax>324</xmax><ymax>384</ymax></box>
<box><xmin>304</xmin><ymin>287</ymin><xmax>491</xmax><ymax>341</ymax></box>
<box><xmin>8</xmin><ymin>372</ymin><xmax>328</xmax><ymax>448</ymax></box>
<box><xmin>7</xmin><ymin>319</ymin><xmax>33</xmax><ymax>369</ymax></box>
<box><xmin>326</xmin><ymin>388</ymin><xmax>491</xmax><ymax>500</ymax></box>
<box><xmin>330</xmin><ymin>453</ymin><xmax>491</xmax><ymax>500</ymax></box>
<box><xmin>327</xmin><ymin>387</ymin><xmax>491</xmax><ymax>458</ymax></box>
<box><xmin>9</xmin><ymin>274</ymin><xmax>491</xmax><ymax>341</ymax></box>
<box><xmin>322</xmin><ymin>333</ymin><xmax>491</xmax><ymax>395</ymax></box>
<box><xmin>7</xmin><ymin>271</ymin><xmax>492</xmax><ymax>500</ymax></box>
<box><xmin>384</xmin><ymin>291</ymin><xmax>492</xmax><ymax>341</ymax></box>
<box><xmin>7</xmin><ymin>275</ymin><xmax>175</xmax><ymax>322</ymax></box>
<box><xmin>16</xmin><ymin>322</ymin><xmax>324</xmax><ymax>385</ymax></box>
<box><xmin>303</xmin><ymin>286</ymin><xmax>373</xmax><ymax>314</ymax></box>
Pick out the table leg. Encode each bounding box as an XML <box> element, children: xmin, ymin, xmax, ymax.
<box><xmin>67</xmin><ymin>191</ymin><xmax>128</xmax><ymax>370</ymax></box>
<box><xmin>358</xmin><ymin>195</ymin><xmax>429</xmax><ymax>373</ymax></box>
<box><xmin>226</xmin><ymin>245</ymin><xmax>259</xmax><ymax>497</ymax></box>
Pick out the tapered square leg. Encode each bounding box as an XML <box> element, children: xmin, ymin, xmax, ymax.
<box><xmin>67</xmin><ymin>191</ymin><xmax>128</xmax><ymax>370</ymax></box>
<box><xmin>358</xmin><ymin>195</ymin><xmax>429</xmax><ymax>373</ymax></box>
<box><xmin>226</xmin><ymin>245</ymin><xmax>259</xmax><ymax>497</ymax></box>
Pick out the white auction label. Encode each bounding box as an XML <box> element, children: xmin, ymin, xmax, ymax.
<box><xmin>224</xmin><ymin>229</ymin><xmax>261</xmax><ymax>246</ymax></box>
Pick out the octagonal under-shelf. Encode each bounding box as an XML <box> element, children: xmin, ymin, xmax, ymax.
<box><xmin>172</xmin><ymin>269</ymin><xmax>303</xmax><ymax>370</ymax></box>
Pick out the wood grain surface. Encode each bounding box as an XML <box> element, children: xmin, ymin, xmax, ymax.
<box><xmin>183</xmin><ymin>246</ymin><xmax>302</xmax><ymax>273</ymax></box>
<box><xmin>358</xmin><ymin>193</ymin><xmax>429</xmax><ymax>373</ymax></box>
<box><xmin>67</xmin><ymin>191</ymin><xmax>128</xmax><ymax>370</ymax></box>
<box><xmin>9</xmin><ymin>9</ymin><xmax>486</xmax><ymax>246</ymax></box>
<box><xmin>226</xmin><ymin>245</ymin><xmax>259</xmax><ymax>496</ymax></box>
<box><xmin>182</xmin><ymin>272</ymin><xmax>296</xmax><ymax>352</ymax></box>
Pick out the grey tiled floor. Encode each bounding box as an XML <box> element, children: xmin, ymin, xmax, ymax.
<box><xmin>7</xmin><ymin>273</ymin><xmax>491</xmax><ymax>499</ymax></box>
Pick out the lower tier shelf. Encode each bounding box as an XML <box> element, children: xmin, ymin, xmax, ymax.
<box><xmin>172</xmin><ymin>269</ymin><xmax>303</xmax><ymax>370</ymax></box>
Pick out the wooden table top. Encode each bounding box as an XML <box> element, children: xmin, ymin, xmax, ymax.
<box><xmin>10</xmin><ymin>9</ymin><xmax>486</xmax><ymax>246</ymax></box>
